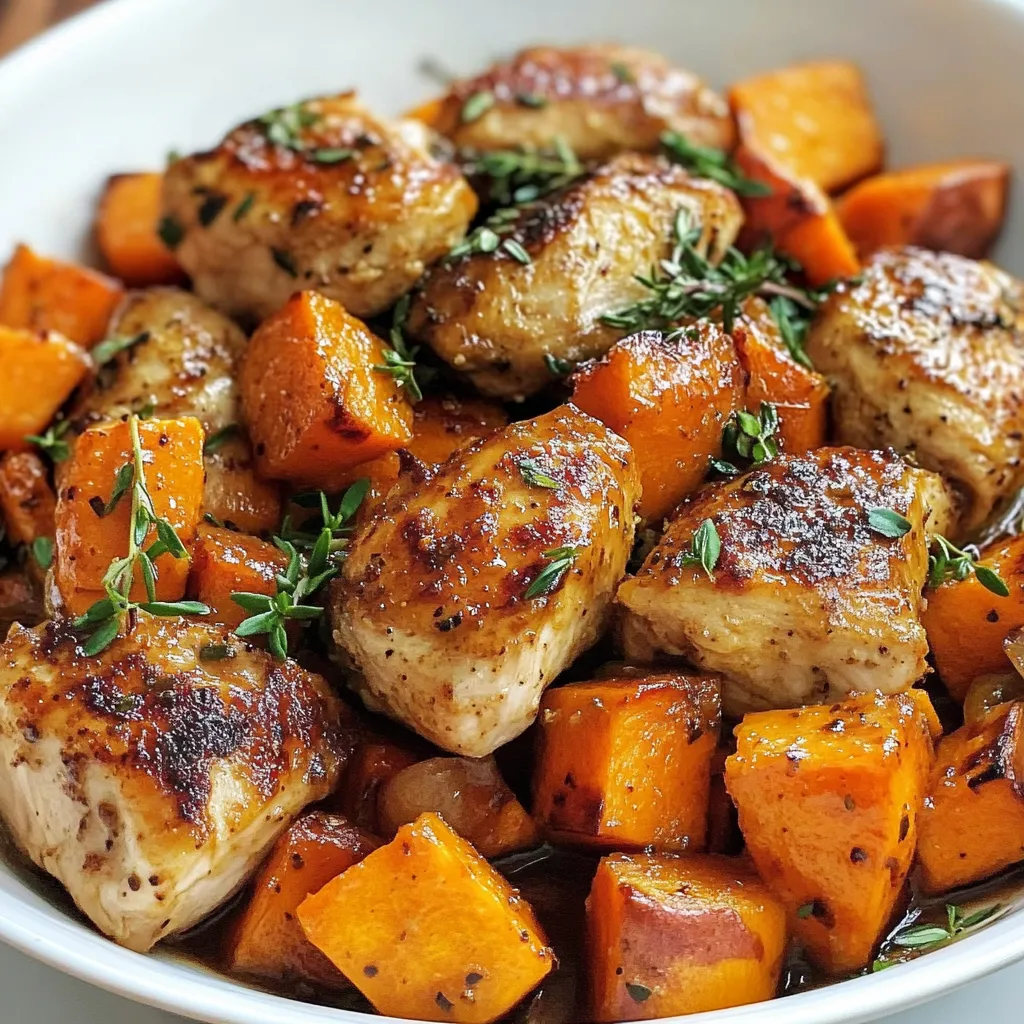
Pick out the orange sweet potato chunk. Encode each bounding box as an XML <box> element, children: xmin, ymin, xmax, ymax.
<box><xmin>587</xmin><ymin>852</ymin><xmax>787</xmax><ymax>1021</ymax></box>
<box><xmin>922</xmin><ymin>535</ymin><xmax>1024</xmax><ymax>703</ymax></box>
<box><xmin>331</xmin><ymin>733</ymin><xmax>425</xmax><ymax>832</ymax></box>
<box><xmin>729</xmin><ymin>61</ymin><xmax>883</xmax><ymax>195</ymax></box>
<box><xmin>0</xmin><ymin>327</ymin><xmax>91</xmax><ymax>451</ymax></box>
<box><xmin>917</xmin><ymin>702</ymin><xmax>1024</xmax><ymax>894</ymax></box>
<box><xmin>227</xmin><ymin>810</ymin><xmax>379</xmax><ymax>989</ymax></box>
<box><xmin>96</xmin><ymin>173</ymin><xmax>185</xmax><ymax>286</ymax></box>
<box><xmin>202</xmin><ymin>432</ymin><xmax>282</xmax><ymax>536</ymax></box>
<box><xmin>725</xmin><ymin>691</ymin><xmax>939</xmax><ymax>974</ymax></box>
<box><xmin>0</xmin><ymin>244</ymin><xmax>123</xmax><ymax>348</ymax></box>
<box><xmin>54</xmin><ymin>417</ymin><xmax>205</xmax><ymax>615</ymax></box>
<box><xmin>298</xmin><ymin>812</ymin><xmax>554</xmax><ymax>1022</ymax></box>
<box><xmin>534</xmin><ymin>673</ymin><xmax>721</xmax><ymax>851</ymax></box>
<box><xmin>239</xmin><ymin>291</ymin><xmax>413</xmax><ymax>486</ymax></box>
<box><xmin>836</xmin><ymin>160</ymin><xmax>1010</xmax><ymax>260</ymax></box>
<box><xmin>378</xmin><ymin>756</ymin><xmax>540</xmax><ymax>858</ymax></box>
<box><xmin>733</xmin><ymin>297</ymin><xmax>829</xmax><ymax>453</ymax></box>
<box><xmin>571</xmin><ymin>323</ymin><xmax>743</xmax><ymax>521</ymax></box>
<box><xmin>186</xmin><ymin>524</ymin><xmax>287</xmax><ymax>628</ymax></box>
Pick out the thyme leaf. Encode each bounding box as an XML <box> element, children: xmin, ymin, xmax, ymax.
<box><xmin>25</xmin><ymin>418</ymin><xmax>73</xmax><ymax>464</ymax></box>
<box><xmin>927</xmin><ymin>534</ymin><xmax>1009</xmax><ymax>596</ymax></box>
<box><xmin>713</xmin><ymin>402</ymin><xmax>780</xmax><ymax>477</ymax></box>
<box><xmin>525</xmin><ymin>545</ymin><xmax>584</xmax><ymax>600</ymax></box>
<box><xmin>867</xmin><ymin>508</ymin><xmax>912</xmax><ymax>539</ymax></box>
<box><xmin>373</xmin><ymin>294</ymin><xmax>423</xmax><ymax>402</ymax></box>
<box><xmin>660</xmin><ymin>130</ymin><xmax>771</xmax><ymax>198</ymax></box>
<box><xmin>677</xmin><ymin>518</ymin><xmax>721</xmax><ymax>580</ymax></box>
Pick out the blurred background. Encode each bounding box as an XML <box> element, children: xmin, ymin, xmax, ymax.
<box><xmin>0</xmin><ymin>0</ymin><xmax>98</xmax><ymax>56</ymax></box>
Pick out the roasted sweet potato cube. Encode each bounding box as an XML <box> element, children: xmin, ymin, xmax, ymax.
<box><xmin>725</xmin><ymin>690</ymin><xmax>940</xmax><ymax>974</ymax></box>
<box><xmin>333</xmin><ymin>734</ymin><xmax>425</xmax><ymax>831</ymax></box>
<box><xmin>378</xmin><ymin>756</ymin><xmax>540</xmax><ymax>858</ymax></box>
<box><xmin>0</xmin><ymin>243</ymin><xmax>123</xmax><ymax>348</ymax></box>
<box><xmin>0</xmin><ymin>327</ymin><xmax>91</xmax><ymax>451</ymax></box>
<box><xmin>918</xmin><ymin>702</ymin><xmax>1024</xmax><ymax>894</ymax></box>
<box><xmin>534</xmin><ymin>673</ymin><xmax>720</xmax><ymax>851</ymax></box>
<box><xmin>202</xmin><ymin>433</ymin><xmax>282</xmax><ymax>536</ymax></box>
<box><xmin>730</xmin><ymin>61</ymin><xmax>883</xmax><ymax>195</ymax></box>
<box><xmin>836</xmin><ymin>160</ymin><xmax>1010</xmax><ymax>260</ymax></box>
<box><xmin>187</xmin><ymin>524</ymin><xmax>288</xmax><ymax>628</ymax></box>
<box><xmin>298</xmin><ymin>812</ymin><xmax>554</xmax><ymax>1023</ymax></box>
<box><xmin>96</xmin><ymin>173</ymin><xmax>185</xmax><ymax>286</ymax></box>
<box><xmin>922</xmin><ymin>535</ymin><xmax>1024</xmax><ymax>703</ymax></box>
<box><xmin>571</xmin><ymin>324</ymin><xmax>743</xmax><ymax>521</ymax></box>
<box><xmin>587</xmin><ymin>852</ymin><xmax>787</xmax><ymax>1020</ymax></box>
<box><xmin>227</xmin><ymin>810</ymin><xmax>378</xmax><ymax>989</ymax></box>
<box><xmin>239</xmin><ymin>291</ymin><xmax>413</xmax><ymax>486</ymax></box>
<box><xmin>734</xmin><ymin>297</ymin><xmax>829</xmax><ymax>453</ymax></box>
<box><xmin>54</xmin><ymin>417</ymin><xmax>205</xmax><ymax>615</ymax></box>
<box><xmin>0</xmin><ymin>451</ymin><xmax>56</xmax><ymax>584</ymax></box>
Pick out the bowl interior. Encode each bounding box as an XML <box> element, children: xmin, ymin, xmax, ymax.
<box><xmin>1</xmin><ymin>0</ymin><xmax>1023</xmax><ymax>1021</ymax></box>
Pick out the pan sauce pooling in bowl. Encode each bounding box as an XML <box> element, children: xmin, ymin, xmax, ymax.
<box><xmin>0</xmin><ymin>36</ymin><xmax>1022</xmax><ymax>1024</ymax></box>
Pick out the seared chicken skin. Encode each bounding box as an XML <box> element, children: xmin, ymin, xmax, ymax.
<box><xmin>330</xmin><ymin>404</ymin><xmax>641</xmax><ymax>756</ymax></box>
<box><xmin>407</xmin><ymin>153</ymin><xmax>743</xmax><ymax>400</ymax></box>
<box><xmin>71</xmin><ymin>288</ymin><xmax>280</xmax><ymax>533</ymax></box>
<box><xmin>424</xmin><ymin>44</ymin><xmax>734</xmax><ymax>160</ymax></box>
<box><xmin>163</xmin><ymin>93</ymin><xmax>478</xmax><ymax>324</ymax></box>
<box><xmin>807</xmin><ymin>247</ymin><xmax>1024</xmax><ymax>533</ymax></box>
<box><xmin>0</xmin><ymin>617</ymin><xmax>352</xmax><ymax>952</ymax></box>
<box><xmin>617</xmin><ymin>448</ymin><xmax>949</xmax><ymax>716</ymax></box>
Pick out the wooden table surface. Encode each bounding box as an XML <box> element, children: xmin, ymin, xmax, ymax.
<box><xmin>0</xmin><ymin>0</ymin><xmax>102</xmax><ymax>57</ymax></box>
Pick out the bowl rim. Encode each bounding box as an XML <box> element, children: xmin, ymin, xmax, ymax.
<box><xmin>2</xmin><ymin>0</ymin><xmax>1024</xmax><ymax>1021</ymax></box>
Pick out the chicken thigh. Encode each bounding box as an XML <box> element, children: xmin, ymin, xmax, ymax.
<box><xmin>0</xmin><ymin>617</ymin><xmax>352</xmax><ymax>952</ymax></box>
<box><xmin>330</xmin><ymin>403</ymin><xmax>641</xmax><ymax>756</ymax></box>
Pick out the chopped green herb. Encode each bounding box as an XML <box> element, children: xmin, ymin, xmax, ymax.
<box><xmin>610</xmin><ymin>61</ymin><xmax>634</xmax><ymax>84</ymax></box>
<box><xmin>258</xmin><ymin>102</ymin><xmax>321</xmax><ymax>152</ymax></box>
<box><xmin>769</xmin><ymin>295</ymin><xmax>815</xmax><ymax>369</ymax></box>
<box><xmin>867</xmin><ymin>507</ymin><xmax>912</xmax><ymax>539</ymax></box>
<box><xmin>660</xmin><ymin>130</ymin><xmax>771</xmax><ymax>198</ymax></box>
<box><xmin>271</xmin><ymin>247</ymin><xmax>298</xmax><ymax>277</ymax></box>
<box><xmin>373</xmin><ymin>294</ymin><xmax>423</xmax><ymax>402</ymax></box>
<box><xmin>312</xmin><ymin>147</ymin><xmax>356</xmax><ymax>165</ymax></box>
<box><xmin>713</xmin><ymin>402</ymin><xmax>780</xmax><ymax>476</ymax></box>
<box><xmin>625</xmin><ymin>982</ymin><xmax>652</xmax><ymax>1003</ymax></box>
<box><xmin>25</xmin><ymin>418</ymin><xmax>73</xmax><ymax>463</ymax></box>
<box><xmin>158</xmin><ymin>216</ymin><xmax>184</xmax><ymax>250</ymax></box>
<box><xmin>515</xmin><ymin>92</ymin><xmax>548</xmax><ymax>108</ymax></box>
<box><xmin>544</xmin><ymin>353</ymin><xmax>574</xmax><ymax>377</ymax></box>
<box><xmin>233</xmin><ymin>191</ymin><xmax>256</xmax><ymax>222</ymax></box>
<box><xmin>92</xmin><ymin>331</ymin><xmax>149</xmax><ymax>367</ymax></box>
<box><xmin>204</xmin><ymin>423</ymin><xmax>240</xmax><ymax>454</ymax></box>
<box><xmin>460</xmin><ymin>90</ymin><xmax>495</xmax><ymax>124</ymax></box>
<box><xmin>517</xmin><ymin>458</ymin><xmax>560</xmax><ymax>490</ymax></box>
<box><xmin>796</xmin><ymin>903</ymin><xmax>816</xmax><ymax>920</ymax></box>
<box><xmin>501</xmin><ymin>238</ymin><xmax>531</xmax><ymax>264</ymax></box>
<box><xmin>525</xmin><ymin>545</ymin><xmax>584</xmax><ymax>600</ymax></box>
<box><xmin>677</xmin><ymin>518</ymin><xmax>721</xmax><ymax>580</ymax></box>
<box><xmin>464</xmin><ymin>136</ymin><xmax>583</xmax><ymax>206</ymax></box>
<box><xmin>927</xmin><ymin>534</ymin><xmax>1009</xmax><ymax>596</ymax></box>
<box><xmin>872</xmin><ymin>904</ymin><xmax>1003</xmax><ymax>972</ymax></box>
<box><xmin>88</xmin><ymin>462</ymin><xmax>135</xmax><ymax>518</ymax></box>
<box><xmin>31</xmin><ymin>536</ymin><xmax>53</xmax><ymax>570</ymax></box>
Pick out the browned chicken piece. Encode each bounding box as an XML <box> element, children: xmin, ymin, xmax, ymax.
<box><xmin>162</xmin><ymin>93</ymin><xmax>478</xmax><ymax>324</ymax></box>
<box><xmin>424</xmin><ymin>44</ymin><xmax>734</xmax><ymax>160</ymax></box>
<box><xmin>0</xmin><ymin>616</ymin><xmax>353</xmax><ymax>952</ymax></box>
<box><xmin>806</xmin><ymin>247</ymin><xmax>1024</xmax><ymax>533</ymax></box>
<box><xmin>407</xmin><ymin>153</ymin><xmax>743</xmax><ymax>400</ymax></box>
<box><xmin>617</xmin><ymin>448</ymin><xmax>949</xmax><ymax>717</ymax></box>
<box><xmin>330</xmin><ymin>404</ymin><xmax>641</xmax><ymax>756</ymax></box>
<box><xmin>73</xmin><ymin>288</ymin><xmax>281</xmax><ymax>534</ymax></box>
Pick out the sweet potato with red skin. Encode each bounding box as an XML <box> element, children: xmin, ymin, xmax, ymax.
<box><xmin>298</xmin><ymin>812</ymin><xmax>554</xmax><ymax>1023</ymax></box>
<box><xmin>917</xmin><ymin>702</ymin><xmax>1024</xmax><ymax>894</ymax></box>
<box><xmin>332</xmin><ymin>734</ymin><xmax>424</xmax><ymax>832</ymax></box>
<box><xmin>186</xmin><ymin>524</ymin><xmax>287</xmax><ymax>628</ymax></box>
<box><xmin>836</xmin><ymin>160</ymin><xmax>1010</xmax><ymax>260</ymax></box>
<box><xmin>54</xmin><ymin>417</ymin><xmax>205</xmax><ymax>615</ymax></box>
<box><xmin>239</xmin><ymin>291</ymin><xmax>413</xmax><ymax>486</ymax></box>
<box><xmin>226</xmin><ymin>810</ymin><xmax>379</xmax><ymax>989</ymax></box>
<box><xmin>0</xmin><ymin>243</ymin><xmax>123</xmax><ymax>348</ymax></box>
<box><xmin>96</xmin><ymin>173</ymin><xmax>185</xmax><ymax>286</ymax></box>
<box><xmin>922</xmin><ymin>535</ymin><xmax>1024</xmax><ymax>703</ymax></box>
<box><xmin>730</xmin><ymin>61</ymin><xmax>883</xmax><ymax>195</ymax></box>
<box><xmin>726</xmin><ymin>690</ymin><xmax>939</xmax><ymax>974</ymax></box>
<box><xmin>378</xmin><ymin>756</ymin><xmax>540</xmax><ymax>857</ymax></box>
<box><xmin>571</xmin><ymin>324</ymin><xmax>743</xmax><ymax>521</ymax></box>
<box><xmin>733</xmin><ymin>297</ymin><xmax>829</xmax><ymax>453</ymax></box>
<box><xmin>587</xmin><ymin>852</ymin><xmax>787</xmax><ymax>1021</ymax></box>
<box><xmin>534</xmin><ymin>673</ymin><xmax>721</xmax><ymax>851</ymax></box>
<box><xmin>0</xmin><ymin>326</ymin><xmax>91</xmax><ymax>451</ymax></box>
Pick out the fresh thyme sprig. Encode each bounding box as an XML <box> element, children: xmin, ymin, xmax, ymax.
<box><xmin>866</xmin><ymin>508</ymin><xmax>1009</xmax><ymax>597</ymax></box>
<box><xmin>711</xmin><ymin>402</ymin><xmax>780</xmax><ymax>476</ymax></box>
<box><xmin>25</xmin><ymin>418</ymin><xmax>73</xmax><ymax>464</ymax></box>
<box><xmin>448</xmin><ymin>205</ymin><xmax>533</xmax><ymax>265</ymax></box>
<box><xmin>74</xmin><ymin>415</ymin><xmax>210</xmax><ymax>656</ymax></box>
<box><xmin>660</xmin><ymin>131</ymin><xmax>771</xmax><ymax>198</ymax></box>
<box><xmin>373</xmin><ymin>294</ymin><xmax>424</xmax><ymax>402</ymax></box>
<box><xmin>601</xmin><ymin>209</ymin><xmax>818</xmax><ymax>336</ymax></box>
<box><xmin>257</xmin><ymin>102</ymin><xmax>321</xmax><ymax>152</ymax></box>
<box><xmin>872</xmin><ymin>904</ymin><xmax>1004</xmax><ymax>971</ymax></box>
<box><xmin>463</xmin><ymin>136</ymin><xmax>584</xmax><ymax>206</ymax></box>
<box><xmin>676</xmin><ymin>518</ymin><xmax>721</xmax><ymax>581</ymax></box>
<box><xmin>92</xmin><ymin>331</ymin><xmax>149</xmax><ymax>367</ymax></box>
<box><xmin>233</xmin><ymin>480</ymin><xmax>369</xmax><ymax>659</ymax></box>
<box><xmin>525</xmin><ymin>545</ymin><xmax>584</xmax><ymax>599</ymax></box>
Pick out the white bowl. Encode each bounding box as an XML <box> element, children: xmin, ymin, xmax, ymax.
<box><xmin>1</xmin><ymin>0</ymin><xmax>1023</xmax><ymax>1021</ymax></box>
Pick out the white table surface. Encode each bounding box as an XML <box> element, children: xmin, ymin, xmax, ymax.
<box><xmin>0</xmin><ymin>941</ymin><xmax>1021</xmax><ymax>1024</ymax></box>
